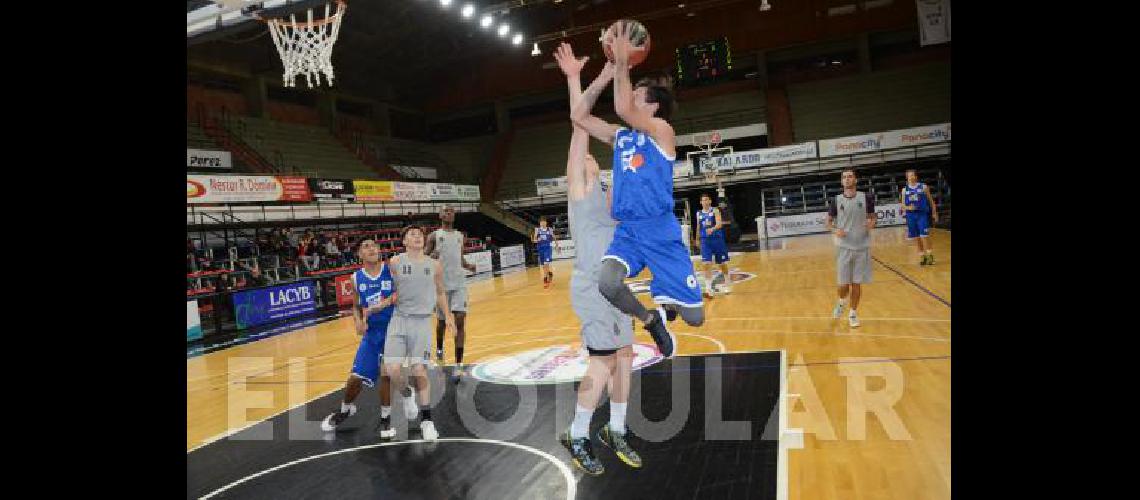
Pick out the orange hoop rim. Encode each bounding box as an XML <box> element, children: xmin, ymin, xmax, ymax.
<box><xmin>255</xmin><ymin>0</ymin><xmax>346</xmax><ymax>29</ymax></box>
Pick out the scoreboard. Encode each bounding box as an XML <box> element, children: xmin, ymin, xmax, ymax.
<box><xmin>675</xmin><ymin>37</ymin><xmax>732</xmax><ymax>86</ymax></box>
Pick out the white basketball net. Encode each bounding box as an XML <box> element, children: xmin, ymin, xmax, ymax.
<box><xmin>264</xmin><ymin>1</ymin><xmax>346</xmax><ymax>88</ymax></box>
<box><xmin>698</xmin><ymin>130</ymin><xmax>723</xmax><ymax>183</ymax></box>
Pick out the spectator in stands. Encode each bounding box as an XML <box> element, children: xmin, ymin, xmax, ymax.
<box><xmin>298</xmin><ymin>237</ymin><xmax>313</xmax><ymax>271</ymax></box>
<box><xmin>325</xmin><ymin>236</ymin><xmax>341</xmax><ymax>267</ymax></box>
<box><xmin>212</xmin><ymin>275</ymin><xmax>231</xmax><ymax>293</ymax></box>
<box><xmin>340</xmin><ymin>236</ymin><xmax>354</xmax><ymax>264</ymax></box>
<box><xmin>306</xmin><ymin>236</ymin><xmax>321</xmax><ymax>270</ymax></box>
<box><xmin>187</xmin><ymin>239</ymin><xmax>197</xmax><ymax>273</ymax></box>
<box><xmin>244</xmin><ymin>264</ymin><xmax>271</xmax><ymax>288</ymax></box>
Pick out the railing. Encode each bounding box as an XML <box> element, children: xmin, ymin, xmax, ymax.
<box><xmin>671</xmin><ymin>107</ymin><xmax>766</xmax><ymax>136</ymax></box>
<box><xmin>199</xmin><ymin>112</ymin><xmax>279</xmax><ymax>174</ymax></box>
<box><xmin>496</xmin><ymin>142</ymin><xmax>950</xmax><ymax>210</ymax></box>
<box><xmin>188</xmin><ymin>202</ymin><xmax>481</xmax><ymax>226</ymax></box>
<box><xmin>759</xmin><ymin>167</ymin><xmax>951</xmax><ymax>218</ymax></box>
<box><xmin>334</xmin><ymin>128</ymin><xmax>401</xmax><ymax>180</ymax></box>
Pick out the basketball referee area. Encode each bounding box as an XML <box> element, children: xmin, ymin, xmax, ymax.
<box><xmin>187</xmin><ymin>1</ymin><xmax>953</xmax><ymax>499</ymax></box>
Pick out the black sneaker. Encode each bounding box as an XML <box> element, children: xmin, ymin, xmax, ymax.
<box><xmin>559</xmin><ymin>428</ymin><xmax>604</xmax><ymax>476</ymax></box>
<box><xmin>664</xmin><ymin>306</ymin><xmax>678</xmax><ymax>322</ymax></box>
<box><xmin>644</xmin><ymin>307</ymin><xmax>676</xmax><ymax>358</ymax></box>
<box><xmin>376</xmin><ymin>416</ymin><xmax>395</xmax><ymax>440</ymax></box>
<box><xmin>436</xmin><ymin>348</ymin><xmax>445</xmax><ymax>363</ymax></box>
<box><xmin>597</xmin><ymin>424</ymin><xmax>642</xmax><ymax>469</ymax></box>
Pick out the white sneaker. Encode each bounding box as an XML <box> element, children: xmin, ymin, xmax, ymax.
<box><xmin>703</xmin><ymin>279</ymin><xmax>714</xmax><ymax>298</ymax></box>
<box><xmin>377</xmin><ymin>417</ymin><xmax>395</xmax><ymax>440</ymax></box>
<box><xmin>420</xmin><ymin>420</ymin><xmax>439</xmax><ymax>441</ymax></box>
<box><xmin>404</xmin><ymin>386</ymin><xmax>419</xmax><ymax>421</ymax></box>
<box><xmin>832</xmin><ymin>302</ymin><xmax>845</xmax><ymax>319</ymax></box>
<box><xmin>848</xmin><ymin>312</ymin><xmax>861</xmax><ymax>328</ymax></box>
<box><xmin>320</xmin><ymin>403</ymin><xmax>356</xmax><ymax>432</ymax></box>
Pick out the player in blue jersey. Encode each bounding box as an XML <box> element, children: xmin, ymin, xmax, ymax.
<box><xmin>533</xmin><ymin>216</ymin><xmax>559</xmax><ymax>288</ymax></box>
<box><xmin>900</xmin><ymin>169</ymin><xmax>939</xmax><ymax>265</ymax></box>
<box><xmin>696</xmin><ymin>192</ymin><xmax>732</xmax><ymax>296</ymax></box>
<box><xmin>571</xmin><ymin>21</ymin><xmax>705</xmax><ymax>359</ymax></box>
<box><xmin>320</xmin><ymin>239</ymin><xmax>408</xmax><ymax>439</ymax></box>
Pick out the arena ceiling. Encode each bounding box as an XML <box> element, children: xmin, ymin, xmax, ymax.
<box><xmin>187</xmin><ymin>0</ymin><xmax>763</xmax><ymax>106</ymax></box>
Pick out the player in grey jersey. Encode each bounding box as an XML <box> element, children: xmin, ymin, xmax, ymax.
<box><xmin>382</xmin><ymin>225</ymin><xmax>455</xmax><ymax>441</ymax></box>
<box><xmin>424</xmin><ymin>206</ymin><xmax>476</xmax><ymax>380</ymax></box>
<box><xmin>825</xmin><ymin>168</ymin><xmax>877</xmax><ymax>328</ymax></box>
<box><xmin>552</xmin><ymin>42</ymin><xmax>642</xmax><ymax>476</ymax></box>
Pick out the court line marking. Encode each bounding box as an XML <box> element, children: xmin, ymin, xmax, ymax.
<box><xmin>676</xmin><ymin>332</ymin><xmax>727</xmax><ymax>353</ymax></box>
<box><xmin>871</xmin><ymin>256</ymin><xmax>951</xmax><ymax>307</ymax></box>
<box><xmin>198</xmin><ymin>438</ymin><xmax>576</xmax><ymax>500</ymax></box>
<box><xmin>778</xmin><ymin>349</ymin><xmax>790</xmax><ymax>500</ymax></box>
<box><xmin>187</xmin><ymin>313</ymin><xmax>346</xmax><ymax>359</ymax></box>
<box><xmin>192</xmin><ymin>324</ymin><xmax>944</xmax><ymax>449</ymax></box>
<box><xmin>707</xmin><ymin>316</ymin><xmax>950</xmax><ymax>323</ymax></box>
<box><xmin>793</xmin><ymin>355</ymin><xmax>951</xmax><ymax>366</ymax></box>
<box><xmin>651</xmin><ymin>353</ymin><xmax>951</xmax><ymax>368</ymax></box>
<box><xmin>187</xmin><ymin>385</ymin><xmax>343</xmax><ymax>454</ymax></box>
<box><xmin>190</xmin><ymin>313</ymin><xmax>944</xmax><ymax>448</ymax></box>
<box><xmin>192</xmin><ymin>310</ymin><xmax>944</xmax><ymax>377</ymax></box>
<box><xmin>672</xmin><ymin>328</ymin><xmax>949</xmax><ymax>343</ymax></box>
<box><xmin>189</xmin><ymin>340</ymin><xmax>360</xmax><ymax>384</ymax></box>
<box><xmin>191</xmin><ymin>329</ymin><xmax>582</xmax><ymax>450</ymax></box>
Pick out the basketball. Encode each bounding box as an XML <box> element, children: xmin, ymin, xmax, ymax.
<box><xmin>602</xmin><ymin>19</ymin><xmax>651</xmax><ymax>67</ymax></box>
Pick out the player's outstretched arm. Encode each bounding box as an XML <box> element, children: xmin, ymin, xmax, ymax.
<box><xmin>570</xmin><ymin>62</ymin><xmax>619</xmax><ymax>146</ymax></box>
<box><xmin>554</xmin><ymin>42</ymin><xmax>594</xmax><ymax>202</ymax></box>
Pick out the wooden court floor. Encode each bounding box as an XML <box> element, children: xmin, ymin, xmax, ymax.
<box><xmin>187</xmin><ymin>226</ymin><xmax>951</xmax><ymax>500</ymax></box>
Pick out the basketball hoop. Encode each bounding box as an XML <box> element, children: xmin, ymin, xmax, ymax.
<box><xmin>696</xmin><ymin>130</ymin><xmax>723</xmax><ymax>182</ymax></box>
<box><xmin>703</xmin><ymin>168</ymin><xmax>719</xmax><ymax>187</ymax></box>
<box><xmin>257</xmin><ymin>1</ymin><xmax>347</xmax><ymax>89</ymax></box>
<box><xmin>696</xmin><ymin>130</ymin><xmax>723</xmax><ymax>160</ymax></box>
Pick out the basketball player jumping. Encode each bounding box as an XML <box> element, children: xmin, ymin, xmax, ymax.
<box><xmin>696</xmin><ymin>192</ymin><xmax>732</xmax><ymax>296</ymax></box>
<box><xmin>572</xmin><ymin>21</ymin><xmax>705</xmax><ymax>359</ymax></box>
<box><xmin>320</xmin><ymin>239</ymin><xmax>408</xmax><ymax>438</ymax></box>
<box><xmin>533</xmin><ymin>216</ymin><xmax>559</xmax><ymax>288</ymax></box>
<box><xmin>424</xmin><ymin>206</ymin><xmax>476</xmax><ymax>380</ymax></box>
<box><xmin>901</xmin><ymin>169</ymin><xmax>939</xmax><ymax>265</ymax></box>
<box><xmin>553</xmin><ymin>42</ymin><xmax>642</xmax><ymax>476</ymax></box>
<box><xmin>827</xmin><ymin>169</ymin><xmax>876</xmax><ymax>328</ymax></box>
<box><xmin>383</xmin><ymin>226</ymin><xmax>455</xmax><ymax>441</ymax></box>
